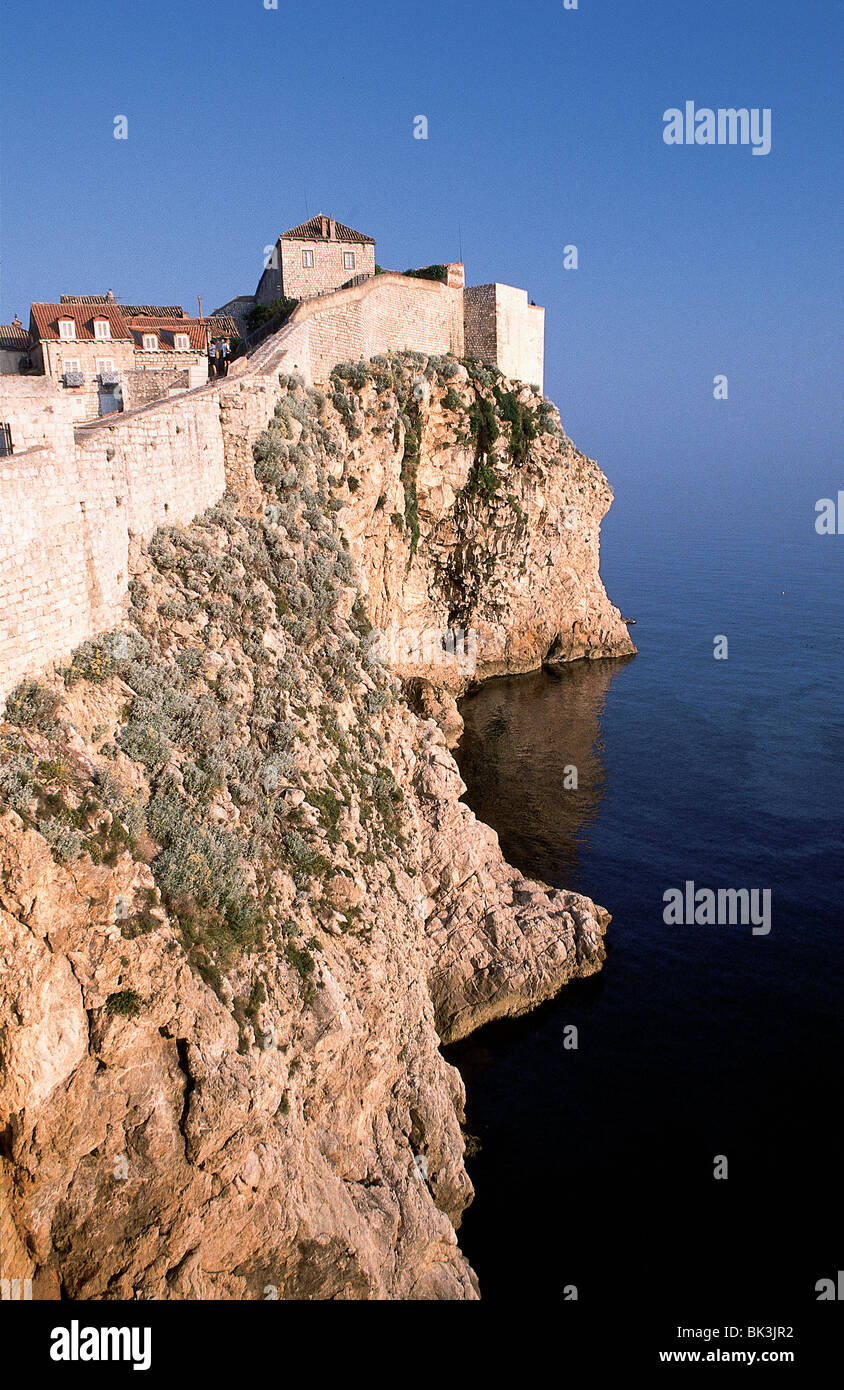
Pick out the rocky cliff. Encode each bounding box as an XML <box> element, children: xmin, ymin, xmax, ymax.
<box><xmin>329</xmin><ymin>353</ymin><xmax>633</xmax><ymax>685</ymax></box>
<box><xmin>0</xmin><ymin>353</ymin><xmax>632</xmax><ymax>1299</ymax></box>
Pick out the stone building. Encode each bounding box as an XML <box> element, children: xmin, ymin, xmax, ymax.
<box><xmin>0</xmin><ymin>319</ymin><xmax>33</xmax><ymax>375</ymax></box>
<box><xmin>255</xmin><ymin>214</ymin><xmax>376</xmax><ymax>306</ymax></box>
<box><xmin>464</xmin><ymin>284</ymin><xmax>545</xmax><ymax>392</ymax></box>
<box><xmin>122</xmin><ymin>314</ymin><xmax>215</xmax><ymax>407</ymax></box>
<box><xmin>16</xmin><ymin>297</ymin><xmax>238</xmax><ymax>423</ymax></box>
<box><xmin>28</xmin><ymin>301</ymin><xmax>137</xmax><ymax>421</ymax></box>
<box><xmin>226</xmin><ymin>212</ymin><xmax>545</xmax><ymax>387</ymax></box>
<box><xmin>211</xmin><ymin>295</ymin><xmax>258</xmax><ymax>339</ymax></box>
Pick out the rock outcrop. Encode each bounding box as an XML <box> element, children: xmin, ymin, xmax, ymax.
<box><xmin>0</xmin><ymin>353</ymin><xmax>628</xmax><ymax>1299</ymax></box>
<box><xmin>328</xmin><ymin>354</ymin><xmax>634</xmax><ymax>688</ymax></box>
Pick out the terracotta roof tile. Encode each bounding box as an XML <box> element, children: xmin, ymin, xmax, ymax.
<box><xmin>0</xmin><ymin>324</ymin><xmax>33</xmax><ymax>351</ymax></box>
<box><xmin>60</xmin><ymin>294</ymin><xmax>115</xmax><ymax>304</ymax></box>
<box><xmin>204</xmin><ymin>314</ymin><xmax>239</xmax><ymax>338</ymax></box>
<box><xmin>125</xmin><ymin>314</ymin><xmax>234</xmax><ymax>351</ymax></box>
<box><xmin>120</xmin><ymin>305</ymin><xmax>186</xmax><ymax>319</ymax></box>
<box><xmin>129</xmin><ymin>317</ymin><xmax>207</xmax><ymax>351</ymax></box>
<box><xmin>30</xmin><ymin>303</ymin><xmax>132</xmax><ymax>342</ymax></box>
<box><xmin>280</xmin><ymin>214</ymin><xmax>374</xmax><ymax>244</ymax></box>
<box><xmin>61</xmin><ymin>295</ymin><xmax>186</xmax><ymax>319</ymax></box>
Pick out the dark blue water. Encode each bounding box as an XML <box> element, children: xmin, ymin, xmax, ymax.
<box><xmin>448</xmin><ymin>502</ymin><xmax>843</xmax><ymax>1321</ymax></box>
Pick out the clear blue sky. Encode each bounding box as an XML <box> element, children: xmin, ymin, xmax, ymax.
<box><xmin>1</xmin><ymin>0</ymin><xmax>841</xmax><ymax>516</ymax></box>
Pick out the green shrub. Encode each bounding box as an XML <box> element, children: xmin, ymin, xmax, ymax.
<box><xmin>493</xmin><ymin>385</ymin><xmax>538</xmax><ymax>464</ymax></box>
<box><xmin>244</xmin><ymin>297</ymin><xmax>299</xmax><ymax>334</ymax></box>
<box><xmin>106</xmin><ymin>989</ymin><xmax>142</xmax><ymax>1017</ymax></box>
<box><xmin>5</xmin><ymin>679</ymin><xmax>61</xmax><ymax>731</ymax></box>
<box><xmin>331</xmin><ymin>361</ymin><xmax>372</xmax><ymax>391</ymax></box>
<box><xmin>402</xmin><ymin>265</ymin><xmax>448</xmax><ymax>283</ymax></box>
<box><xmin>468</xmin><ymin>396</ymin><xmax>500</xmax><ymax>458</ymax></box>
<box><xmin>0</xmin><ymin>744</ymin><xmax>35</xmax><ymax>815</ymax></box>
<box><xmin>117</xmin><ymin>697</ymin><xmax>175</xmax><ymax>772</ymax></box>
<box><xmin>40</xmin><ymin>820</ymin><xmax>84</xmax><ymax>862</ymax></box>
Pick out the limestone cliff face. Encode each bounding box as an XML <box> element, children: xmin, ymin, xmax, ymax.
<box><xmin>330</xmin><ymin>355</ymin><xmax>635</xmax><ymax>686</ymax></box>
<box><xmin>0</xmin><ymin>354</ymin><xmax>627</xmax><ymax>1300</ymax></box>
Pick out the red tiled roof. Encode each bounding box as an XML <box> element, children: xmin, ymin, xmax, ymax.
<box><xmin>280</xmin><ymin>214</ymin><xmax>375</xmax><ymax>244</ymax></box>
<box><xmin>129</xmin><ymin>316</ymin><xmax>208</xmax><ymax>351</ymax></box>
<box><xmin>61</xmin><ymin>294</ymin><xmax>115</xmax><ymax>304</ymax></box>
<box><xmin>30</xmin><ymin>303</ymin><xmax>132</xmax><ymax>342</ymax></box>
<box><xmin>0</xmin><ymin>324</ymin><xmax>33</xmax><ymax>351</ymax></box>
<box><xmin>120</xmin><ymin>305</ymin><xmax>186</xmax><ymax>319</ymax></box>
<box><xmin>61</xmin><ymin>295</ymin><xmax>186</xmax><ymax>319</ymax></box>
<box><xmin>204</xmin><ymin>314</ymin><xmax>239</xmax><ymax>338</ymax></box>
<box><xmin>126</xmin><ymin>315</ymin><xmax>234</xmax><ymax>350</ymax></box>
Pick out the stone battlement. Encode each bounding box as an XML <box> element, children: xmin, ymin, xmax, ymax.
<box><xmin>0</xmin><ymin>269</ymin><xmax>544</xmax><ymax>703</ymax></box>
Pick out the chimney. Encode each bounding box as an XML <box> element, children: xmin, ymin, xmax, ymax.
<box><xmin>106</xmin><ymin>289</ymin><xmax>114</xmax><ymax>301</ymax></box>
<box><xmin>320</xmin><ymin>215</ymin><xmax>329</xmax><ymax>239</ymax></box>
<box><xmin>329</xmin><ymin>218</ymin><xmax>336</xmax><ymax>240</ymax></box>
<box><xmin>12</xmin><ymin>315</ymin><xmax>21</xmax><ymax>327</ymax></box>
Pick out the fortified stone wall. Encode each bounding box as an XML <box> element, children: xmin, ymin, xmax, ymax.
<box><xmin>464</xmin><ymin>283</ymin><xmax>545</xmax><ymax>392</ymax></box>
<box><xmin>463</xmin><ymin>284</ymin><xmax>498</xmax><ymax>368</ymax></box>
<box><xmin>0</xmin><ymin>377</ymin><xmax>83</xmax><ymax>453</ymax></box>
<box><xmin>0</xmin><ymin>391</ymin><xmax>228</xmax><ymax>701</ymax></box>
<box><xmin>305</xmin><ymin>273</ymin><xmax>464</xmax><ymax>377</ymax></box>
<box><xmin>0</xmin><ymin>270</ymin><xmax>534</xmax><ymax>704</ymax></box>
<box><xmin>124</xmin><ymin>364</ymin><xmax>192</xmax><ymax>408</ymax></box>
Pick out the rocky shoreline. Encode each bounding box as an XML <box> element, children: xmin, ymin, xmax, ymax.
<box><xmin>0</xmin><ymin>353</ymin><xmax>633</xmax><ymax>1299</ymax></box>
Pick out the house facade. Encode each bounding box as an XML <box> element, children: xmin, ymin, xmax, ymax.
<box><xmin>123</xmin><ymin>314</ymin><xmax>214</xmax><ymax>407</ymax></box>
<box><xmin>10</xmin><ymin>297</ymin><xmax>239</xmax><ymax>423</ymax></box>
<box><xmin>255</xmin><ymin>214</ymin><xmax>376</xmax><ymax>306</ymax></box>
<box><xmin>29</xmin><ymin>302</ymin><xmax>136</xmax><ymax>420</ymax></box>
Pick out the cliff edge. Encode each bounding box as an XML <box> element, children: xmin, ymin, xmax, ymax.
<box><xmin>0</xmin><ymin>353</ymin><xmax>631</xmax><ymax>1299</ymax></box>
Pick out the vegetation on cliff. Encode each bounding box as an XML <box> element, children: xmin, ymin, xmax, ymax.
<box><xmin>0</xmin><ymin>375</ymin><xmax>411</xmax><ymax>1011</ymax></box>
<box><xmin>0</xmin><ymin>351</ymin><xmax>626</xmax><ymax>1300</ymax></box>
<box><xmin>1</xmin><ymin>354</ymin><xmax>629</xmax><ymax>1014</ymax></box>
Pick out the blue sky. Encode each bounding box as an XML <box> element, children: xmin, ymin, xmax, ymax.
<box><xmin>1</xmin><ymin>0</ymin><xmax>841</xmax><ymax>517</ymax></box>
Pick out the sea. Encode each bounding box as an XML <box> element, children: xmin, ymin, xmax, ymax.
<box><xmin>447</xmin><ymin>481</ymin><xmax>843</xmax><ymax>1336</ymax></box>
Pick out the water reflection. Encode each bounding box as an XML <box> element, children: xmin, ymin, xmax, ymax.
<box><xmin>456</xmin><ymin>659</ymin><xmax>634</xmax><ymax>889</ymax></box>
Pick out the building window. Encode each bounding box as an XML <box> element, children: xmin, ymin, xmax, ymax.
<box><xmin>62</xmin><ymin>360</ymin><xmax>83</xmax><ymax>386</ymax></box>
<box><xmin>302</xmin><ymin>249</ymin><xmax>314</xmax><ymax>268</ymax></box>
<box><xmin>142</xmin><ymin>334</ymin><xmax>158</xmax><ymax>351</ymax></box>
<box><xmin>93</xmin><ymin>319</ymin><xmax>111</xmax><ymax>339</ymax></box>
<box><xmin>0</xmin><ymin>423</ymin><xmax>12</xmax><ymax>457</ymax></box>
<box><xmin>343</xmin><ymin>251</ymin><xmax>356</xmax><ymax>270</ymax></box>
<box><xmin>96</xmin><ymin>359</ymin><xmax>115</xmax><ymax>374</ymax></box>
<box><xmin>58</xmin><ymin>319</ymin><xmax>76</xmax><ymax>340</ymax></box>
<box><xmin>174</xmin><ymin>333</ymin><xmax>190</xmax><ymax>351</ymax></box>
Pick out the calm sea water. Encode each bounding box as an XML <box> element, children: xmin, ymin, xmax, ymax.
<box><xmin>448</xmin><ymin>497</ymin><xmax>843</xmax><ymax>1318</ymax></box>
